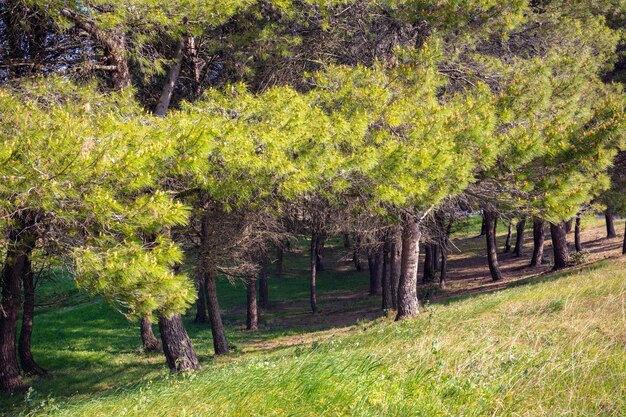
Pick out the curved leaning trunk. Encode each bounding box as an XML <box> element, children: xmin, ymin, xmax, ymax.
<box><xmin>550</xmin><ymin>222</ymin><xmax>570</xmax><ymax>270</ymax></box>
<box><xmin>396</xmin><ymin>218</ymin><xmax>421</xmax><ymax>320</ymax></box>
<box><xmin>19</xmin><ymin>259</ymin><xmax>47</xmax><ymax>376</ymax></box>
<box><xmin>514</xmin><ymin>217</ymin><xmax>526</xmax><ymax>257</ymax></box>
<box><xmin>530</xmin><ymin>218</ymin><xmax>545</xmax><ymax>267</ymax></box>
<box><xmin>158</xmin><ymin>313</ymin><xmax>200</xmax><ymax>372</ymax></box>
<box><xmin>140</xmin><ymin>316</ymin><xmax>161</xmax><ymax>353</ymax></box>
<box><xmin>204</xmin><ymin>272</ymin><xmax>229</xmax><ymax>355</ymax></box>
<box><xmin>484</xmin><ymin>210</ymin><xmax>503</xmax><ymax>281</ymax></box>
<box><xmin>246</xmin><ymin>276</ymin><xmax>259</xmax><ymax>331</ymax></box>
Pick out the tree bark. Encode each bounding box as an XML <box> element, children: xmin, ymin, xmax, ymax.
<box><xmin>396</xmin><ymin>217</ymin><xmax>421</xmax><ymax>320</ymax></box>
<box><xmin>18</xmin><ymin>258</ymin><xmax>47</xmax><ymax>376</ymax></box>
<box><xmin>310</xmin><ymin>232</ymin><xmax>319</xmax><ymax>313</ymax></box>
<box><xmin>389</xmin><ymin>230</ymin><xmax>402</xmax><ymax>310</ymax></box>
<box><xmin>204</xmin><ymin>272</ymin><xmax>229</xmax><ymax>355</ymax></box>
<box><xmin>440</xmin><ymin>246</ymin><xmax>448</xmax><ymax>289</ymax></box>
<box><xmin>154</xmin><ymin>38</ymin><xmax>185</xmax><ymax>116</ymax></box>
<box><xmin>353</xmin><ymin>235</ymin><xmax>362</xmax><ymax>271</ymax></box>
<box><xmin>550</xmin><ymin>222</ymin><xmax>570</xmax><ymax>270</ymax></box>
<box><xmin>605</xmin><ymin>212</ymin><xmax>617</xmax><ymax>238</ymax></box>
<box><xmin>479</xmin><ymin>215</ymin><xmax>486</xmax><ymax>236</ymax></box>
<box><xmin>140</xmin><ymin>316</ymin><xmax>161</xmax><ymax>353</ymax></box>
<box><xmin>382</xmin><ymin>239</ymin><xmax>393</xmax><ymax>309</ymax></box>
<box><xmin>315</xmin><ymin>235</ymin><xmax>324</xmax><ymax>271</ymax></box>
<box><xmin>575</xmin><ymin>215</ymin><xmax>583</xmax><ymax>252</ymax></box>
<box><xmin>343</xmin><ymin>233</ymin><xmax>351</xmax><ymax>249</ymax></box>
<box><xmin>514</xmin><ymin>217</ymin><xmax>526</xmax><ymax>257</ymax></box>
<box><xmin>565</xmin><ymin>218</ymin><xmax>574</xmax><ymax>234</ymax></box>
<box><xmin>530</xmin><ymin>218</ymin><xmax>545</xmax><ymax>267</ymax></box>
<box><xmin>0</xmin><ymin>224</ymin><xmax>35</xmax><ymax>393</ymax></box>
<box><xmin>158</xmin><ymin>314</ymin><xmax>200</xmax><ymax>372</ymax></box>
<box><xmin>484</xmin><ymin>210</ymin><xmax>503</xmax><ymax>281</ymax></box>
<box><xmin>370</xmin><ymin>247</ymin><xmax>383</xmax><ymax>295</ymax></box>
<box><xmin>194</xmin><ymin>273</ymin><xmax>207</xmax><ymax>324</ymax></box>
<box><xmin>245</xmin><ymin>277</ymin><xmax>258</xmax><ymax>331</ymax></box>
<box><xmin>422</xmin><ymin>243</ymin><xmax>434</xmax><ymax>283</ymax></box>
<box><xmin>623</xmin><ymin>222</ymin><xmax>626</xmax><ymax>255</ymax></box>
<box><xmin>503</xmin><ymin>222</ymin><xmax>512</xmax><ymax>253</ymax></box>
<box><xmin>258</xmin><ymin>262</ymin><xmax>269</xmax><ymax>309</ymax></box>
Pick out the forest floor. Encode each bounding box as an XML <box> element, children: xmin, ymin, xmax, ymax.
<box><xmin>1</xmin><ymin>216</ymin><xmax>624</xmax><ymax>416</ymax></box>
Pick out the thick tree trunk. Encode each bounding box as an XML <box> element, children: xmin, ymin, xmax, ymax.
<box><xmin>154</xmin><ymin>38</ymin><xmax>185</xmax><ymax>116</ymax></box>
<box><xmin>194</xmin><ymin>273</ymin><xmax>207</xmax><ymax>324</ymax></box>
<box><xmin>514</xmin><ymin>217</ymin><xmax>526</xmax><ymax>257</ymax></box>
<box><xmin>565</xmin><ymin>218</ymin><xmax>574</xmax><ymax>234</ymax></box>
<box><xmin>432</xmin><ymin>244</ymin><xmax>439</xmax><ymax>271</ymax></box>
<box><xmin>575</xmin><ymin>215</ymin><xmax>583</xmax><ymax>252</ymax></box>
<box><xmin>382</xmin><ymin>240</ymin><xmax>393</xmax><ymax>310</ymax></box>
<box><xmin>353</xmin><ymin>235</ymin><xmax>362</xmax><ymax>271</ymax></box>
<box><xmin>18</xmin><ymin>258</ymin><xmax>46</xmax><ymax>376</ymax></box>
<box><xmin>158</xmin><ymin>314</ymin><xmax>200</xmax><ymax>372</ymax></box>
<box><xmin>258</xmin><ymin>262</ymin><xmax>269</xmax><ymax>309</ymax></box>
<box><xmin>389</xmin><ymin>231</ymin><xmax>402</xmax><ymax>310</ymax></box>
<box><xmin>140</xmin><ymin>316</ymin><xmax>161</xmax><ymax>353</ymax></box>
<box><xmin>484</xmin><ymin>210</ymin><xmax>503</xmax><ymax>281</ymax></box>
<box><xmin>550</xmin><ymin>222</ymin><xmax>570</xmax><ymax>270</ymax></box>
<box><xmin>204</xmin><ymin>272</ymin><xmax>229</xmax><ymax>355</ymax></box>
<box><xmin>245</xmin><ymin>277</ymin><xmax>258</xmax><ymax>331</ymax></box>
<box><xmin>310</xmin><ymin>232</ymin><xmax>319</xmax><ymax>313</ymax></box>
<box><xmin>275</xmin><ymin>247</ymin><xmax>283</xmax><ymax>278</ymax></box>
<box><xmin>530</xmin><ymin>218</ymin><xmax>545</xmax><ymax>267</ymax></box>
<box><xmin>503</xmin><ymin>222</ymin><xmax>512</xmax><ymax>253</ymax></box>
<box><xmin>605</xmin><ymin>212</ymin><xmax>617</xmax><ymax>238</ymax></box>
<box><xmin>396</xmin><ymin>218</ymin><xmax>421</xmax><ymax>320</ymax></box>
<box><xmin>422</xmin><ymin>244</ymin><xmax>434</xmax><ymax>283</ymax></box>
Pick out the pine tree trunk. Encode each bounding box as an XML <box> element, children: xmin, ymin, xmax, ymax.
<box><xmin>514</xmin><ymin>217</ymin><xmax>526</xmax><ymax>257</ymax></box>
<box><xmin>479</xmin><ymin>215</ymin><xmax>487</xmax><ymax>236</ymax></box>
<box><xmin>353</xmin><ymin>235</ymin><xmax>362</xmax><ymax>271</ymax></box>
<box><xmin>550</xmin><ymin>222</ymin><xmax>570</xmax><ymax>270</ymax></box>
<box><xmin>565</xmin><ymin>218</ymin><xmax>574</xmax><ymax>234</ymax></box>
<box><xmin>245</xmin><ymin>277</ymin><xmax>258</xmax><ymax>331</ymax></box>
<box><xmin>140</xmin><ymin>316</ymin><xmax>161</xmax><ymax>353</ymax></box>
<box><xmin>504</xmin><ymin>222</ymin><xmax>512</xmax><ymax>253</ymax></box>
<box><xmin>18</xmin><ymin>258</ymin><xmax>47</xmax><ymax>376</ymax></box>
<box><xmin>204</xmin><ymin>272</ymin><xmax>229</xmax><ymax>355</ymax></box>
<box><xmin>315</xmin><ymin>235</ymin><xmax>324</xmax><ymax>272</ymax></box>
<box><xmin>389</xmin><ymin>231</ymin><xmax>402</xmax><ymax>310</ymax></box>
<box><xmin>382</xmin><ymin>240</ymin><xmax>393</xmax><ymax>309</ymax></box>
<box><xmin>310</xmin><ymin>232</ymin><xmax>319</xmax><ymax>313</ymax></box>
<box><xmin>440</xmin><ymin>246</ymin><xmax>448</xmax><ymax>289</ymax></box>
<box><xmin>275</xmin><ymin>247</ymin><xmax>283</xmax><ymax>278</ymax></box>
<box><xmin>432</xmin><ymin>244</ymin><xmax>439</xmax><ymax>271</ymax></box>
<box><xmin>0</xmin><ymin>224</ymin><xmax>34</xmax><ymax>393</ymax></box>
<box><xmin>530</xmin><ymin>218</ymin><xmax>545</xmax><ymax>267</ymax></box>
<box><xmin>422</xmin><ymin>244</ymin><xmax>434</xmax><ymax>283</ymax></box>
<box><xmin>622</xmin><ymin>222</ymin><xmax>626</xmax><ymax>255</ymax></box>
<box><xmin>154</xmin><ymin>38</ymin><xmax>185</xmax><ymax>116</ymax></box>
<box><xmin>605</xmin><ymin>212</ymin><xmax>617</xmax><ymax>238</ymax></box>
<box><xmin>194</xmin><ymin>273</ymin><xmax>207</xmax><ymax>324</ymax></box>
<box><xmin>258</xmin><ymin>263</ymin><xmax>269</xmax><ymax>309</ymax></box>
<box><xmin>575</xmin><ymin>215</ymin><xmax>583</xmax><ymax>252</ymax></box>
<box><xmin>484</xmin><ymin>210</ymin><xmax>503</xmax><ymax>281</ymax></box>
<box><xmin>396</xmin><ymin>218</ymin><xmax>421</xmax><ymax>320</ymax></box>
<box><xmin>158</xmin><ymin>314</ymin><xmax>200</xmax><ymax>372</ymax></box>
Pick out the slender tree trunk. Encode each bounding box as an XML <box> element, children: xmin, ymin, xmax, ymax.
<box><xmin>275</xmin><ymin>247</ymin><xmax>283</xmax><ymax>278</ymax></box>
<box><xmin>353</xmin><ymin>235</ymin><xmax>362</xmax><ymax>271</ymax></box>
<box><xmin>194</xmin><ymin>273</ymin><xmax>207</xmax><ymax>324</ymax></box>
<box><xmin>158</xmin><ymin>314</ymin><xmax>200</xmax><ymax>372</ymax></box>
<box><xmin>18</xmin><ymin>258</ymin><xmax>46</xmax><ymax>376</ymax></box>
<box><xmin>310</xmin><ymin>232</ymin><xmax>319</xmax><ymax>313</ymax></box>
<box><xmin>245</xmin><ymin>277</ymin><xmax>258</xmax><ymax>331</ymax></box>
<box><xmin>605</xmin><ymin>212</ymin><xmax>617</xmax><ymax>238</ymax></box>
<box><xmin>389</xmin><ymin>230</ymin><xmax>402</xmax><ymax>310</ymax></box>
<box><xmin>0</xmin><ymin>224</ymin><xmax>34</xmax><ymax>393</ymax></box>
<box><xmin>422</xmin><ymin>244</ymin><xmax>434</xmax><ymax>283</ymax></box>
<box><xmin>382</xmin><ymin>239</ymin><xmax>393</xmax><ymax>309</ymax></box>
<box><xmin>514</xmin><ymin>217</ymin><xmax>526</xmax><ymax>257</ymax></box>
<box><xmin>204</xmin><ymin>272</ymin><xmax>229</xmax><ymax>355</ymax></box>
<box><xmin>623</xmin><ymin>222</ymin><xmax>626</xmax><ymax>255</ymax></box>
<box><xmin>432</xmin><ymin>244</ymin><xmax>439</xmax><ymax>271</ymax></box>
<box><xmin>396</xmin><ymin>217</ymin><xmax>421</xmax><ymax>320</ymax></box>
<box><xmin>315</xmin><ymin>235</ymin><xmax>324</xmax><ymax>271</ymax></box>
<box><xmin>258</xmin><ymin>262</ymin><xmax>269</xmax><ymax>309</ymax></box>
<box><xmin>550</xmin><ymin>222</ymin><xmax>570</xmax><ymax>270</ymax></box>
<box><xmin>530</xmin><ymin>218</ymin><xmax>545</xmax><ymax>267</ymax></box>
<box><xmin>440</xmin><ymin>247</ymin><xmax>448</xmax><ymax>289</ymax></box>
<box><xmin>484</xmin><ymin>210</ymin><xmax>503</xmax><ymax>281</ymax></box>
<box><xmin>479</xmin><ymin>215</ymin><xmax>487</xmax><ymax>236</ymax></box>
<box><xmin>184</xmin><ymin>36</ymin><xmax>204</xmax><ymax>98</ymax></box>
<box><xmin>565</xmin><ymin>218</ymin><xmax>574</xmax><ymax>234</ymax></box>
<box><xmin>504</xmin><ymin>222</ymin><xmax>512</xmax><ymax>253</ymax></box>
<box><xmin>343</xmin><ymin>233</ymin><xmax>351</xmax><ymax>249</ymax></box>
<box><xmin>140</xmin><ymin>316</ymin><xmax>161</xmax><ymax>353</ymax></box>
<box><xmin>575</xmin><ymin>215</ymin><xmax>583</xmax><ymax>252</ymax></box>
<box><xmin>374</xmin><ymin>247</ymin><xmax>383</xmax><ymax>294</ymax></box>
<box><xmin>154</xmin><ymin>38</ymin><xmax>185</xmax><ymax>116</ymax></box>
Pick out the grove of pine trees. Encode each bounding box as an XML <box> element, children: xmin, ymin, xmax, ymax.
<box><xmin>1</xmin><ymin>0</ymin><xmax>625</xmax><ymax>396</ymax></box>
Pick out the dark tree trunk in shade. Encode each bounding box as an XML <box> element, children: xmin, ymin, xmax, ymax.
<box><xmin>343</xmin><ymin>233</ymin><xmax>351</xmax><ymax>249</ymax></box>
<box><xmin>439</xmin><ymin>216</ymin><xmax>452</xmax><ymax>289</ymax></box>
<box><xmin>315</xmin><ymin>235</ymin><xmax>325</xmax><ymax>272</ymax></box>
<box><xmin>373</xmin><ymin>247</ymin><xmax>383</xmax><ymax>295</ymax></box>
<box><xmin>479</xmin><ymin>215</ymin><xmax>486</xmax><ymax>236</ymax></box>
<box><xmin>504</xmin><ymin>222</ymin><xmax>512</xmax><ymax>253</ymax></box>
<box><xmin>140</xmin><ymin>316</ymin><xmax>161</xmax><ymax>353</ymax></box>
<box><xmin>432</xmin><ymin>245</ymin><xmax>439</xmax><ymax>271</ymax></box>
<box><xmin>484</xmin><ymin>210</ymin><xmax>503</xmax><ymax>281</ymax></box>
<box><xmin>275</xmin><ymin>247</ymin><xmax>283</xmax><ymax>278</ymax></box>
<box><xmin>575</xmin><ymin>215</ymin><xmax>583</xmax><ymax>252</ymax></box>
<box><xmin>623</xmin><ymin>222</ymin><xmax>626</xmax><ymax>255</ymax></box>
<box><xmin>605</xmin><ymin>212</ymin><xmax>617</xmax><ymax>238</ymax></box>
<box><xmin>382</xmin><ymin>239</ymin><xmax>393</xmax><ymax>309</ymax></box>
<box><xmin>245</xmin><ymin>277</ymin><xmax>258</xmax><ymax>331</ymax></box>
<box><xmin>258</xmin><ymin>263</ymin><xmax>269</xmax><ymax>309</ymax></box>
<box><xmin>158</xmin><ymin>314</ymin><xmax>200</xmax><ymax>372</ymax></box>
<box><xmin>514</xmin><ymin>217</ymin><xmax>526</xmax><ymax>257</ymax></box>
<box><xmin>530</xmin><ymin>218</ymin><xmax>545</xmax><ymax>267</ymax></box>
<box><xmin>18</xmin><ymin>258</ymin><xmax>47</xmax><ymax>376</ymax></box>
<box><xmin>204</xmin><ymin>272</ymin><xmax>229</xmax><ymax>355</ymax></box>
<box><xmin>194</xmin><ymin>273</ymin><xmax>207</xmax><ymax>324</ymax></box>
<box><xmin>422</xmin><ymin>244</ymin><xmax>434</xmax><ymax>283</ymax></box>
<box><xmin>550</xmin><ymin>222</ymin><xmax>570</xmax><ymax>270</ymax></box>
<box><xmin>310</xmin><ymin>232</ymin><xmax>319</xmax><ymax>313</ymax></box>
<box><xmin>389</xmin><ymin>231</ymin><xmax>402</xmax><ymax>310</ymax></box>
<box><xmin>565</xmin><ymin>218</ymin><xmax>574</xmax><ymax>234</ymax></box>
<box><xmin>396</xmin><ymin>218</ymin><xmax>421</xmax><ymax>320</ymax></box>
<box><xmin>440</xmin><ymin>247</ymin><xmax>448</xmax><ymax>289</ymax></box>
<box><xmin>353</xmin><ymin>235</ymin><xmax>362</xmax><ymax>271</ymax></box>
<box><xmin>0</xmin><ymin>224</ymin><xmax>34</xmax><ymax>393</ymax></box>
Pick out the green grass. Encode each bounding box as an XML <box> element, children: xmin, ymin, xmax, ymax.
<box><xmin>1</xmin><ymin>242</ymin><xmax>624</xmax><ymax>416</ymax></box>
